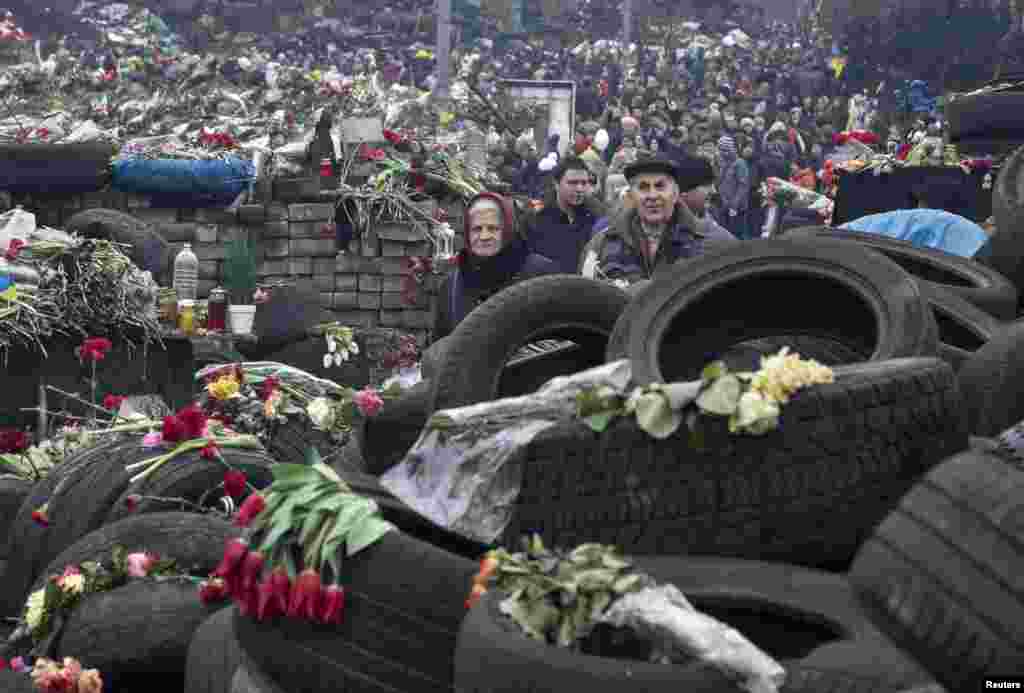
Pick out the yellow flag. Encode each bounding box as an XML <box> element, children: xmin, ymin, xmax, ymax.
<box><xmin>0</xmin><ymin>285</ymin><xmax>17</xmax><ymax>302</ymax></box>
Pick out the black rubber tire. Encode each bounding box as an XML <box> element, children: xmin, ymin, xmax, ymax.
<box><xmin>336</xmin><ymin>466</ymin><xmax>489</xmax><ymax>559</ymax></box>
<box><xmin>785</xmin><ymin>227</ymin><xmax>1018</xmax><ymax>321</ymax></box>
<box><xmin>988</xmin><ymin>144</ymin><xmax>1024</xmax><ymax>310</ymax></box>
<box><xmin>264</xmin><ymin>415</ymin><xmax>339</xmax><ymax>466</ymax></box>
<box><xmin>0</xmin><ymin>438</ymin><xmax>124</xmax><ymax>617</ymax></box>
<box><xmin>500</xmin><ymin>358</ymin><xmax>967</xmax><ymax>572</ymax></box>
<box><xmin>719</xmin><ymin>335</ymin><xmax>871</xmax><ymax>373</ymax></box>
<box><xmin>28</xmin><ymin>512</ymin><xmax>240</xmax><ymax>598</ymax></box>
<box><xmin>957</xmin><ymin>318</ymin><xmax>1024</xmax><ymax>436</ymax></box>
<box><xmin>105</xmin><ymin>446</ymin><xmax>276</xmax><ymax>524</ymax></box>
<box><xmin>56</xmin><ymin>580</ymin><xmax>225</xmax><ymax>692</ymax></box>
<box><xmin>356</xmin><ymin>379</ymin><xmax>432</xmax><ymax>476</ymax></box>
<box><xmin>848</xmin><ymin>448</ymin><xmax>1024</xmax><ymax>692</ymax></box>
<box><xmin>63</xmin><ymin>208</ymin><xmax>173</xmax><ymax>284</ymax></box>
<box><xmin>231</xmin><ymin>650</ymin><xmax>289</xmax><ymax>693</ymax></box>
<box><xmin>946</xmin><ymin>90</ymin><xmax>1024</xmax><ymax>142</ymax></box>
<box><xmin>234</xmin><ymin>530</ymin><xmax>478</xmax><ymax>693</ymax></box>
<box><xmin>0</xmin><ymin>477</ymin><xmax>32</xmax><ymax>559</ymax></box>
<box><xmin>420</xmin><ymin>336</ymin><xmax>450</xmax><ymax>381</ymax></box>
<box><xmin>607</xmin><ymin>238</ymin><xmax>939</xmax><ymax>384</ymax></box>
<box><xmin>187</xmin><ymin>607</ymin><xmax>246</xmax><ymax>693</ymax></box>
<box><xmin>456</xmin><ymin>556</ymin><xmax>938</xmax><ymax>693</ymax></box>
<box><xmin>430</xmin><ymin>274</ymin><xmax>630</xmax><ymax>413</ymax></box>
<box><xmin>917</xmin><ymin>282</ymin><xmax>1003</xmax><ymax>373</ymax></box>
<box><xmin>0</xmin><ymin>142</ymin><xmax>115</xmax><ymax>194</ymax></box>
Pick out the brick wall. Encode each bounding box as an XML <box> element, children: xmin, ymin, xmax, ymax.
<box><xmin>25</xmin><ymin>190</ymin><xmax>470</xmax><ymax>344</ymax></box>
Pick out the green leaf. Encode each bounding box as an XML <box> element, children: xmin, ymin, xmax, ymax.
<box><xmin>346</xmin><ymin>516</ymin><xmax>395</xmax><ymax>557</ymax></box>
<box><xmin>271</xmin><ymin>463</ymin><xmax>319</xmax><ymax>485</ymax></box>
<box><xmin>321</xmin><ymin>497</ymin><xmax>379</xmax><ymax>555</ymax></box>
<box><xmin>312</xmin><ymin>461</ymin><xmax>344</xmax><ymax>486</ymax></box>
<box><xmin>288</xmin><ymin>481</ymin><xmax>336</xmax><ymax>510</ymax></box>
<box><xmin>612</xmin><ymin>573</ymin><xmax>644</xmax><ymax>594</ymax></box>
<box><xmin>701</xmin><ymin>360</ymin><xmax>727</xmax><ymax>383</ymax></box>
<box><xmin>304</xmin><ymin>446</ymin><xmax>323</xmax><ymax>467</ymax></box>
<box><xmin>257</xmin><ymin>521</ymin><xmax>293</xmax><ymax>555</ymax></box>
<box><xmin>634</xmin><ymin>391</ymin><xmax>683</xmax><ymax>440</ymax></box>
<box><xmin>299</xmin><ymin>509</ymin><xmax>330</xmax><ymax>546</ymax></box>
<box><xmin>43</xmin><ymin>578</ymin><xmax>61</xmax><ymax>611</ymax></box>
<box><xmin>582</xmin><ymin>410</ymin><xmax>619</xmax><ymax>433</ymax></box>
<box><xmin>499</xmin><ymin>594</ymin><xmax>559</xmax><ymax>642</ymax></box>
<box><xmin>556</xmin><ymin>609</ymin><xmax>576</xmax><ymax>647</ymax></box>
<box><xmin>306</xmin><ymin>514</ymin><xmax>336</xmax><ymax>568</ymax></box>
<box><xmin>428</xmin><ymin>413</ymin><xmax>455</xmax><ymax>430</ymax></box>
<box><xmin>589</xmin><ymin>590</ymin><xmax>613</xmax><ymax>620</ymax></box>
<box><xmin>601</xmin><ymin>553</ymin><xmax>631</xmax><ymax>571</ymax></box>
<box><xmin>571</xmin><ymin>568</ymin><xmax>620</xmax><ymax>592</ymax></box>
<box><xmin>695</xmin><ymin>373</ymin><xmax>742</xmax><ymax>416</ymax></box>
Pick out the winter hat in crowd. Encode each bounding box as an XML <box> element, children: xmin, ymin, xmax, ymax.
<box><xmin>593</xmin><ymin>129</ymin><xmax>610</xmax><ymax>152</ymax></box>
<box><xmin>718</xmin><ymin>135</ymin><xmax>738</xmax><ymax>160</ymax></box>
<box><xmin>674</xmin><ymin>155</ymin><xmax>715</xmax><ymax>192</ymax></box>
<box><xmin>621</xmin><ymin>115</ymin><xmax>640</xmax><ymax>131</ymax></box>
<box><xmin>464</xmin><ymin>191</ymin><xmax>516</xmax><ymax>244</ymax></box>
<box><xmin>574</xmin><ymin>134</ymin><xmax>592</xmax><ymax>155</ymax></box>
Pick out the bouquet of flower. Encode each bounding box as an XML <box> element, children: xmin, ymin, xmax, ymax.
<box><xmin>576</xmin><ymin>348</ymin><xmax>835</xmax><ymax>440</ymax></box>
<box><xmin>210</xmin><ymin>456</ymin><xmax>395</xmax><ymax>624</ymax></box>
<box><xmin>30</xmin><ymin>657</ymin><xmax>103</xmax><ymax>693</ymax></box>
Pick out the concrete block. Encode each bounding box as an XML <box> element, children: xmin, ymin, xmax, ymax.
<box><xmin>312</xmin><ymin>258</ymin><xmax>336</xmax><ymax>276</ymax></box>
<box><xmin>195</xmin><ymin>224</ymin><xmax>218</xmax><ymax>244</ymax></box>
<box><xmin>380</xmin><ymin>276</ymin><xmax>404</xmax><ymax>292</ymax></box>
<box><xmin>197</xmin><ymin>279</ymin><xmax>217</xmax><ymax>298</ymax></box>
<box><xmin>357</xmin><ymin>293</ymin><xmax>382</xmax><ymax>310</ymax></box>
<box><xmin>381</xmin><ymin>292</ymin><xmax>410</xmax><ymax>309</ymax></box>
<box><xmin>237</xmin><ymin>204</ymin><xmax>267</xmax><ymax>224</ymax></box>
<box><xmin>263</xmin><ymin>239</ymin><xmax>290</xmax><ymax>258</ymax></box>
<box><xmin>156</xmin><ymin>223</ymin><xmax>196</xmax><ymax>243</ymax></box>
<box><xmin>335</xmin><ymin>273</ymin><xmax>359</xmax><ymax>291</ymax></box>
<box><xmin>193</xmin><ymin>242</ymin><xmax>227</xmax><ymax>261</ymax></box>
<box><xmin>123</xmin><ymin>194</ymin><xmax>151</xmax><ymax>209</ymax></box>
<box><xmin>258</xmin><ymin>260</ymin><xmax>289</xmax><ymax>277</ymax></box>
<box><xmin>339</xmin><ymin>116</ymin><xmax>384</xmax><ymax>143</ymax></box>
<box><xmin>290</xmin><ymin>239</ymin><xmax>337</xmax><ymax>257</ymax></box>
<box><xmin>318</xmin><ymin>292</ymin><xmax>334</xmax><ymax>309</ymax></box>
<box><xmin>288</xmin><ymin>221</ymin><xmax>324</xmax><ymax>239</ymax></box>
<box><xmin>382</xmin><ymin>240</ymin><xmax>430</xmax><ymax>257</ymax></box>
<box><xmin>331</xmin><ymin>310</ymin><xmax>379</xmax><ymax>328</ymax></box>
<box><xmin>358</xmin><ymin>275</ymin><xmax>383</xmax><ymax>292</ymax></box>
<box><xmin>263</xmin><ymin>221</ymin><xmax>290</xmax><ymax>239</ymax></box>
<box><xmin>193</xmin><ymin>208</ymin><xmax>236</xmax><ymax>225</ymax></box>
<box><xmin>400</xmin><ymin>310</ymin><xmax>433</xmax><ymax>329</ymax></box>
<box><xmin>314</xmin><ymin>273</ymin><xmax>335</xmax><ymax>292</ymax></box>
<box><xmin>286</xmin><ymin>258</ymin><xmax>313</xmax><ymax>275</ymax></box>
<box><xmin>375</xmin><ymin>223</ymin><xmax>424</xmax><ymax>243</ymax></box>
<box><xmin>372</xmin><ymin>257</ymin><xmax>406</xmax><ymax>275</ymax></box>
<box><xmin>335</xmin><ymin>254</ymin><xmax>375</xmax><ymax>274</ymax></box>
<box><xmin>265</xmin><ymin>203</ymin><xmax>289</xmax><ymax>220</ymax></box>
<box><xmin>333</xmin><ymin>292</ymin><xmax>359</xmax><ymax>309</ymax></box>
<box><xmin>198</xmin><ymin>260</ymin><xmax>220</xmax><ymax>280</ymax></box>
<box><xmin>288</xmin><ymin>203</ymin><xmax>335</xmax><ymax>221</ymax></box>
<box><xmin>359</xmin><ymin>232</ymin><xmax>380</xmax><ymax>257</ymax></box>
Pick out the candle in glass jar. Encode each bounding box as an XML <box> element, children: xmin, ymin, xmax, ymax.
<box><xmin>208</xmin><ymin>287</ymin><xmax>227</xmax><ymax>331</ymax></box>
<box><xmin>178</xmin><ymin>300</ymin><xmax>196</xmax><ymax>335</ymax></box>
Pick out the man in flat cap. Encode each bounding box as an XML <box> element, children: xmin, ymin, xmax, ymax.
<box><xmin>580</xmin><ymin>155</ymin><xmax>737</xmax><ymax>285</ymax></box>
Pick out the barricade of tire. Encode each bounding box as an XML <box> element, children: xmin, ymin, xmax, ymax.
<box><xmin>985</xmin><ymin>143</ymin><xmax>1024</xmax><ymax>311</ymax></box>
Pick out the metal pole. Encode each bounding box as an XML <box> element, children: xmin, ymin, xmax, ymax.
<box><xmin>623</xmin><ymin>0</ymin><xmax>632</xmax><ymax>47</ymax></box>
<box><xmin>436</xmin><ymin>0</ymin><xmax>452</xmax><ymax>99</ymax></box>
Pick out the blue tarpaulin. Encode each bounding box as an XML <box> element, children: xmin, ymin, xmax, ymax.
<box><xmin>839</xmin><ymin>208</ymin><xmax>989</xmax><ymax>258</ymax></box>
<box><xmin>111</xmin><ymin>157</ymin><xmax>254</xmax><ymax>200</ymax></box>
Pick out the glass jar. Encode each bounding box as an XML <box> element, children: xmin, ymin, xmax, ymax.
<box><xmin>208</xmin><ymin>287</ymin><xmax>227</xmax><ymax>331</ymax></box>
<box><xmin>158</xmin><ymin>288</ymin><xmax>178</xmax><ymax>326</ymax></box>
<box><xmin>178</xmin><ymin>299</ymin><xmax>196</xmax><ymax>336</ymax></box>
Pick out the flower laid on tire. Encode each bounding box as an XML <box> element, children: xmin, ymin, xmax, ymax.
<box><xmin>464</xmin><ymin>535</ymin><xmax>786</xmax><ymax>693</ymax></box>
<box><xmin>13</xmin><ymin>544</ymin><xmax>221</xmax><ymax>648</ymax></box>
<box><xmin>212</xmin><ymin>453</ymin><xmax>396</xmax><ymax>624</ymax></box>
<box><xmin>577</xmin><ymin>348</ymin><xmax>835</xmax><ymax>439</ymax></box>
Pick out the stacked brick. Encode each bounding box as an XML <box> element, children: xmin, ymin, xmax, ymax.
<box><xmin>34</xmin><ymin>191</ymin><xmax>476</xmax><ymax>345</ymax></box>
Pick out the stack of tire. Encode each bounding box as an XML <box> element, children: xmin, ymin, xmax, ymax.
<box><xmin>0</xmin><ymin>438</ymin><xmax>278</xmax><ymax>691</ymax></box>
<box><xmin>213</xmin><ymin>236</ymin><xmax>1017</xmax><ymax>692</ymax></box>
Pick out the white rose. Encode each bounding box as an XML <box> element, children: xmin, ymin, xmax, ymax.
<box><xmin>306</xmin><ymin>397</ymin><xmax>336</xmax><ymax>430</ymax></box>
<box><xmin>25</xmin><ymin>589</ymin><xmax>46</xmax><ymax>630</ymax></box>
<box><xmin>349</xmin><ymin>340</ymin><xmax>359</xmax><ymax>356</ymax></box>
<box><xmin>59</xmin><ymin>573</ymin><xmax>85</xmax><ymax>595</ymax></box>
<box><xmin>333</xmin><ymin>352</ymin><xmax>343</xmax><ymax>366</ymax></box>
<box><xmin>327</xmin><ymin>335</ymin><xmax>337</xmax><ymax>353</ymax></box>
<box><xmin>322</xmin><ymin>353</ymin><xmax>333</xmax><ymax>369</ymax></box>
<box><xmin>733</xmin><ymin>390</ymin><xmax>780</xmax><ymax>434</ymax></box>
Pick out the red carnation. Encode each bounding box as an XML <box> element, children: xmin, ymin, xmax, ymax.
<box><xmin>382</xmin><ymin>128</ymin><xmax>403</xmax><ymax>145</ymax></box>
<box><xmin>5</xmin><ymin>238</ymin><xmax>24</xmax><ymax>261</ymax></box>
<box><xmin>103</xmin><ymin>394</ymin><xmax>126</xmax><ymax>412</ymax></box>
<box><xmin>0</xmin><ymin>428</ymin><xmax>29</xmax><ymax>454</ymax></box>
<box><xmin>258</xmin><ymin>377</ymin><xmax>279</xmax><ymax>402</ymax></box>
<box><xmin>76</xmin><ymin>337</ymin><xmax>112</xmax><ymax>363</ymax></box>
<box><xmin>161</xmin><ymin>414</ymin><xmax>185</xmax><ymax>443</ymax></box>
<box><xmin>123</xmin><ymin>494</ymin><xmax>141</xmax><ymax>512</ymax></box>
<box><xmin>234</xmin><ymin>492</ymin><xmax>266</xmax><ymax>528</ymax></box>
<box><xmin>176</xmin><ymin>404</ymin><xmax>208</xmax><ymax>439</ymax></box>
<box><xmin>222</xmin><ymin>469</ymin><xmax>246</xmax><ymax>499</ymax></box>
<box><xmin>200</xmin><ymin>441</ymin><xmax>219</xmax><ymax>461</ymax></box>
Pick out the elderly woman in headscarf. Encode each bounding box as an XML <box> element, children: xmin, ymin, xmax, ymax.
<box><xmin>432</xmin><ymin>192</ymin><xmax>557</xmax><ymax>341</ymax></box>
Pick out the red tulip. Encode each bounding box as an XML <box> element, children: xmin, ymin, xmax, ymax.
<box><xmin>465</xmin><ymin>583</ymin><xmax>487</xmax><ymax>610</ymax></box>
<box><xmin>103</xmin><ymin>394</ymin><xmax>126</xmax><ymax>411</ymax></box>
<box><xmin>199</xmin><ymin>577</ymin><xmax>229</xmax><ymax>604</ymax></box>
<box><xmin>5</xmin><ymin>238</ymin><xmax>24</xmax><ymax>261</ymax></box>
<box><xmin>161</xmin><ymin>414</ymin><xmax>185</xmax><ymax>443</ymax></box>
<box><xmin>176</xmin><ymin>404</ymin><xmax>208</xmax><ymax>439</ymax></box>
<box><xmin>318</xmin><ymin>585</ymin><xmax>346</xmax><ymax>625</ymax></box>
<box><xmin>234</xmin><ymin>492</ymin><xmax>266</xmax><ymax>528</ymax></box>
<box><xmin>0</xmin><ymin>428</ymin><xmax>29</xmax><ymax>454</ymax></box>
<box><xmin>76</xmin><ymin>337</ymin><xmax>112</xmax><ymax>363</ymax></box>
<box><xmin>223</xmin><ymin>469</ymin><xmax>246</xmax><ymax>499</ymax></box>
<box><xmin>123</xmin><ymin>494</ymin><xmax>141</xmax><ymax>511</ymax></box>
<box><xmin>212</xmin><ymin>538</ymin><xmax>249</xmax><ymax>595</ymax></box>
<box><xmin>258</xmin><ymin>377</ymin><xmax>279</xmax><ymax>402</ymax></box>
<box><xmin>254</xmin><ymin>576</ymin><xmax>283</xmax><ymax>621</ymax></box>
<box><xmin>287</xmin><ymin>569</ymin><xmax>323</xmax><ymax>621</ymax></box>
<box><xmin>238</xmin><ymin>551</ymin><xmax>265</xmax><ymax>599</ymax></box>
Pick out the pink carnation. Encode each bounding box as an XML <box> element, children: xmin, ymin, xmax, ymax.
<box><xmin>126</xmin><ymin>552</ymin><xmax>156</xmax><ymax>578</ymax></box>
<box><xmin>352</xmin><ymin>388</ymin><xmax>384</xmax><ymax>417</ymax></box>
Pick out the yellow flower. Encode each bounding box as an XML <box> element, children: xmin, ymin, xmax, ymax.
<box><xmin>207</xmin><ymin>375</ymin><xmax>240</xmax><ymax>401</ymax></box>
<box><xmin>59</xmin><ymin>573</ymin><xmax>85</xmax><ymax>595</ymax></box>
<box><xmin>732</xmin><ymin>390</ymin><xmax>781</xmax><ymax>434</ymax></box>
<box><xmin>749</xmin><ymin>348</ymin><xmax>834</xmax><ymax>404</ymax></box>
<box><xmin>25</xmin><ymin>588</ymin><xmax>46</xmax><ymax>630</ymax></box>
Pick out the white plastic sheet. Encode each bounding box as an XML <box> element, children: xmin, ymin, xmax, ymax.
<box><xmin>379</xmin><ymin>360</ymin><xmax>633</xmax><ymax>543</ymax></box>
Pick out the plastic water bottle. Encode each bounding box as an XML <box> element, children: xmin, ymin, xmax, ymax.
<box><xmin>0</xmin><ymin>206</ymin><xmax>36</xmax><ymax>251</ymax></box>
<box><xmin>172</xmin><ymin>242</ymin><xmax>199</xmax><ymax>301</ymax></box>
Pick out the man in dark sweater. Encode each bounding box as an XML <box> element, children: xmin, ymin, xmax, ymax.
<box><xmin>523</xmin><ymin>156</ymin><xmax>599</xmax><ymax>274</ymax></box>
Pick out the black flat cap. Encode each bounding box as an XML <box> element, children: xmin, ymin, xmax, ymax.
<box><xmin>623</xmin><ymin>157</ymin><xmax>679</xmax><ymax>181</ymax></box>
